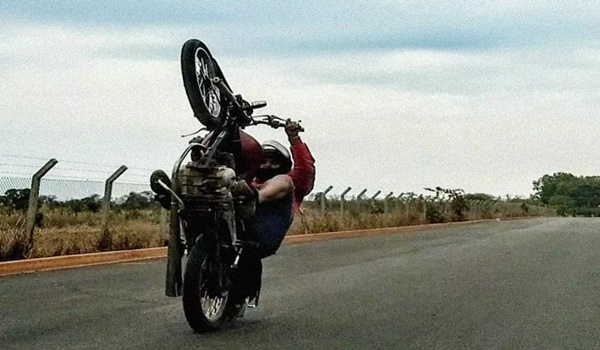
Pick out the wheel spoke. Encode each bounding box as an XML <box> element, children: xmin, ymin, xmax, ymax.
<box><xmin>194</xmin><ymin>49</ymin><xmax>221</xmax><ymax>119</ymax></box>
<box><xmin>198</xmin><ymin>260</ymin><xmax>228</xmax><ymax>322</ymax></box>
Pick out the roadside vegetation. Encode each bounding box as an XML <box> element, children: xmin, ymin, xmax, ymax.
<box><xmin>533</xmin><ymin>173</ymin><xmax>600</xmax><ymax>217</ymax></box>
<box><xmin>1</xmin><ymin>186</ymin><xmax>555</xmax><ymax>262</ymax></box>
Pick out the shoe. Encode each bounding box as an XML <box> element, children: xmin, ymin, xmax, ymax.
<box><xmin>236</xmin><ymin>298</ymin><xmax>249</xmax><ymax>318</ymax></box>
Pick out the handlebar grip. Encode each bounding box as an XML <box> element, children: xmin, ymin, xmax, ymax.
<box><xmin>251</xmin><ymin>101</ymin><xmax>267</xmax><ymax>109</ymax></box>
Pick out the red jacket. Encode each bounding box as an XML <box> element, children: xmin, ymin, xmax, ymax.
<box><xmin>287</xmin><ymin>138</ymin><xmax>316</xmax><ymax>215</ymax></box>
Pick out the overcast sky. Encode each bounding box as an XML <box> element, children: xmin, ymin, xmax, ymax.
<box><xmin>1</xmin><ymin>1</ymin><xmax>599</xmax><ymax>198</ymax></box>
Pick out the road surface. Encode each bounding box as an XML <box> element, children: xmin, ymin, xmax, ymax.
<box><xmin>1</xmin><ymin>218</ymin><xmax>599</xmax><ymax>349</ymax></box>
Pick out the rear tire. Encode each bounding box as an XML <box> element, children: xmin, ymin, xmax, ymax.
<box><xmin>181</xmin><ymin>39</ymin><xmax>228</xmax><ymax>130</ymax></box>
<box><xmin>182</xmin><ymin>236</ymin><xmax>238</xmax><ymax>332</ymax></box>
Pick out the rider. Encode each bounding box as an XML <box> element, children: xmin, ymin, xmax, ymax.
<box><xmin>152</xmin><ymin>119</ymin><xmax>314</xmax><ymax>305</ymax></box>
<box><xmin>230</xmin><ymin>119</ymin><xmax>314</xmax><ymax>310</ymax></box>
<box><xmin>152</xmin><ymin>118</ymin><xmax>315</xmax><ymax>252</ymax></box>
<box><xmin>236</xmin><ymin>119</ymin><xmax>316</xmax><ymax>258</ymax></box>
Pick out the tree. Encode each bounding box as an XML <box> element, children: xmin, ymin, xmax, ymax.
<box><xmin>533</xmin><ymin>172</ymin><xmax>578</xmax><ymax>205</ymax></box>
<box><xmin>533</xmin><ymin>173</ymin><xmax>600</xmax><ymax>216</ymax></box>
<box><xmin>464</xmin><ymin>193</ymin><xmax>496</xmax><ymax>202</ymax></box>
<box><xmin>39</xmin><ymin>195</ymin><xmax>60</xmax><ymax>209</ymax></box>
<box><xmin>118</xmin><ymin>191</ymin><xmax>155</xmax><ymax>210</ymax></box>
<box><xmin>2</xmin><ymin>188</ymin><xmax>30</xmax><ymax>211</ymax></box>
<box><xmin>64</xmin><ymin>194</ymin><xmax>102</xmax><ymax>213</ymax></box>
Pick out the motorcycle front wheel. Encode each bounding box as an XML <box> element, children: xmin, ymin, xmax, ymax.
<box><xmin>181</xmin><ymin>39</ymin><xmax>228</xmax><ymax>130</ymax></box>
<box><xmin>182</xmin><ymin>236</ymin><xmax>239</xmax><ymax>332</ymax></box>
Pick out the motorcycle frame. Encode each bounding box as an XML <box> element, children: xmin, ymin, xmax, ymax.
<box><xmin>165</xmin><ymin>133</ymin><xmax>244</xmax><ymax>296</ymax></box>
<box><xmin>165</xmin><ymin>77</ymin><xmax>250</xmax><ymax>297</ymax></box>
<box><xmin>164</xmin><ymin>71</ymin><xmax>285</xmax><ymax>297</ymax></box>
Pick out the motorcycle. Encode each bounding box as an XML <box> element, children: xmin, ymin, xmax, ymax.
<box><xmin>150</xmin><ymin>39</ymin><xmax>301</xmax><ymax>332</ymax></box>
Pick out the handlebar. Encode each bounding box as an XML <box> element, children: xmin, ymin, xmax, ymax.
<box><xmin>251</xmin><ymin>115</ymin><xmax>304</xmax><ymax>132</ymax></box>
<box><xmin>252</xmin><ymin>115</ymin><xmax>285</xmax><ymax>128</ymax></box>
<box><xmin>210</xmin><ymin>77</ymin><xmax>303</xmax><ymax>132</ymax></box>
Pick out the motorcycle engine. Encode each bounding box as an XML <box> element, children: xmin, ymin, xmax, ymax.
<box><xmin>179</xmin><ymin>165</ymin><xmax>236</xmax><ymax>198</ymax></box>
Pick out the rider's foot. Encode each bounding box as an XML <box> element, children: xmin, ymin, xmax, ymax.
<box><xmin>236</xmin><ymin>298</ymin><xmax>249</xmax><ymax>318</ymax></box>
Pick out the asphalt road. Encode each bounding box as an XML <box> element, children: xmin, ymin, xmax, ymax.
<box><xmin>1</xmin><ymin>218</ymin><xmax>599</xmax><ymax>349</ymax></box>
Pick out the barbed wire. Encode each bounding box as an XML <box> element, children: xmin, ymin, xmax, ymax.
<box><xmin>0</xmin><ymin>163</ymin><xmax>44</xmax><ymax>169</ymax></box>
<box><xmin>2</xmin><ymin>155</ymin><xmax>596</xmax><ymax>204</ymax></box>
<box><xmin>0</xmin><ymin>154</ymin><xmax>158</xmax><ymax>173</ymax></box>
<box><xmin>0</xmin><ymin>155</ymin><xmax>155</xmax><ymax>185</ymax></box>
<box><xmin>1</xmin><ymin>162</ymin><xmax>120</xmax><ymax>175</ymax></box>
<box><xmin>0</xmin><ymin>176</ymin><xmax>150</xmax><ymax>200</ymax></box>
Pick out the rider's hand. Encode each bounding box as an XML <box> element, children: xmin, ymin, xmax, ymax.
<box><xmin>285</xmin><ymin>119</ymin><xmax>302</xmax><ymax>140</ymax></box>
<box><xmin>232</xmin><ymin>180</ymin><xmax>258</xmax><ymax>202</ymax></box>
<box><xmin>232</xmin><ymin>180</ymin><xmax>257</xmax><ymax>218</ymax></box>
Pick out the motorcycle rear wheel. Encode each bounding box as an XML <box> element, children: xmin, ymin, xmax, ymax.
<box><xmin>181</xmin><ymin>39</ymin><xmax>228</xmax><ymax>130</ymax></box>
<box><xmin>182</xmin><ymin>236</ymin><xmax>239</xmax><ymax>332</ymax></box>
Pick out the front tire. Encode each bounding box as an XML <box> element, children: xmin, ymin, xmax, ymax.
<box><xmin>181</xmin><ymin>39</ymin><xmax>228</xmax><ymax>130</ymax></box>
<box><xmin>182</xmin><ymin>237</ymin><xmax>238</xmax><ymax>332</ymax></box>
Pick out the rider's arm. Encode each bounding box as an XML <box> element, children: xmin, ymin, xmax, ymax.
<box><xmin>256</xmin><ymin>174</ymin><xmax>294</xmax><ymax>203</ymax></box>
<box><xmin>288</xmin><ymin>136</ymin><xmax>316</xmax><ymax>199</ymax></box>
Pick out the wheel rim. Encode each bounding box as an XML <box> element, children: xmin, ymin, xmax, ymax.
<box><xmin>200</xmin><ymin>289</ymin><xmax>228</xmax><ymax>322</ymax></box>
<box><xmin>194</xmin><ymin>47</ymin><xmax>221</xmax><ymax>119</ymax></box>
<box><xmin>199</xmin><ymin>260</ymin><xmax>228</xmax><ymax>322</ymax></box>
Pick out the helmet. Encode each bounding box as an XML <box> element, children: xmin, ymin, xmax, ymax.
<box><xmin>262</xmin><ymin>140</ymin><xmax>290</xmax><ymax>161</ymax></box>
<box><xmin>258</xmin><ymin>140</ymin><xmax>292</xmax><ymax>178</ymax></box>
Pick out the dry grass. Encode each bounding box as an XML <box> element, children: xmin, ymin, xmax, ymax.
<box><xmin>0</xmin><ymin>202</ymin><xmax>555</xmax><ymax>261</ymax></box>
<box><xmin>0</xmin><ymin>214</ymin><xmax>28</xmax><ymax>261</ymax></box>
<box><xmin>29</xmin><ymin>220</ymin><xmax>167</xmax><ymax>258</ymax></box>
<box><xmin>0</xmin><ymin>208</ymin><xmax>167</xmax><ymax>261</ymax></box>
<box><xmin>288</xmin><ymin>208</ymin><xmax>423</xmax><ymax>235</ymax></box>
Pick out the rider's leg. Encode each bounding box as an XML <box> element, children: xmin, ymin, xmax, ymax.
<box><xmin>231</xmin><ymin>254</ymin><xmax>262</xmax><ymax>303</ymax></box>
<box><xmin>250</xmin><ymin>194</ymin><xmax>293</xmax><ymax>258</ymax></box>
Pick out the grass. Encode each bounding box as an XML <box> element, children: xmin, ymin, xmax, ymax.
<box><xmin>289</xmin><ymin>210</ymin><xmax>417</xmax><ymax>235</ymax></box>
<box><xmin>0</xmin><ymin>208</ymin><xmax>167</xmax><ymax>261</ymax></box>
<box><xmin>0</xmin><ymin>213</ymin><xmax>29</xmax><ymax>261</ymax></box>
<box><xmin>0</xmin><ymin>201</ymin><xmax>555</xmax><ymax>262</ymax></box>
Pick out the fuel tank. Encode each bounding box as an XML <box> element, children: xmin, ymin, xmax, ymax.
<box><xmin>239</xmin><ymin>129</ymin><xmax>264</xmax><ymax>182</ymax></box>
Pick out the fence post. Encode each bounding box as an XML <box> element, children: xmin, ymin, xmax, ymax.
<box><xmin>384</xmin><ymin>192</ymin><xmax>394</xmax><ymax>213</ymax></box>
<box><xmin>25</xmin><ymin>158</ymin><xmax>58</xmax><ymax>254</ymax></box>
<box><xmin>357</xmin><ymin>189</ymin><xmax>367</xmax><ymax>200</ymax></box>
<box><xmin>370</xmin><ymin>190</ymin><xmax>381</xmax><ymax>208</ymax></box>
<box><xmin>101</xmin><ymin>165</ymin><xmax>128</xmax><ymax>240</ymax></box>
<box><xmin>320</xmin><ymin>186</ymin><xmax>333</xmax><ymax>215</ymax></box>
<box><xmin>395</xmin><ymin>192</ymin><xmax>404</xmax><ymax>211</ymax></box>
<box><xmin>356</xmin><ymin>189</ymin><xmax>367</xmax><ymax>209</ymax></box>
<box><xmin>340</xmin><ymin>187</ymin><xmax>352</xmax><ymax>214</ymax></box>
<box><xmin>397</xmin><ymin>193</ymin><xmax>408</xmax><ymax>218</ymax></box>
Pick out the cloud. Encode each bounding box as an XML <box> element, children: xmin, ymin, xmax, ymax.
<box><xmin>3</xmin><ymin>1</ymin><xmax>599</xmax><ymax>56</ymax></box>
<box><xmin>1</xmin><ymin>2</ymin><xmax>599</xmax><ymax>197</ymax></box>
<box><xmin>0</xmin><ymin>1</ymin><xmax>231</xmax><ymax>26</ymax></box>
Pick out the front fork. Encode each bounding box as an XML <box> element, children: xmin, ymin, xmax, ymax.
<box><xmin>165</xmin><ymin>203</ymin><xmax>243</xmax><ymax>297</ymax></box>
<box><xmin>164</xmin><ymin>142</ymin><xmax>244</xmax><ymax>297</ymax></box>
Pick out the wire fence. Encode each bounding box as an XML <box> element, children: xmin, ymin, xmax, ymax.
<box><xmin>0</xmin><ymin>154</ymin><xmax>153</xmax><ymax>200</ymax></box>
<box><xmin>0</xmin><ymin>155</ymin><xmax>556</xmax><ymax>261</ymax></box>
<box><xmin>0</xmin><ymin>176</ymin><xmax>150</xmax><ymax>201</ymax></box>
<box><xmin>0</xmin><ymin>157</ymin><xmax>161</xmax><ymax>261</ymax></box>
